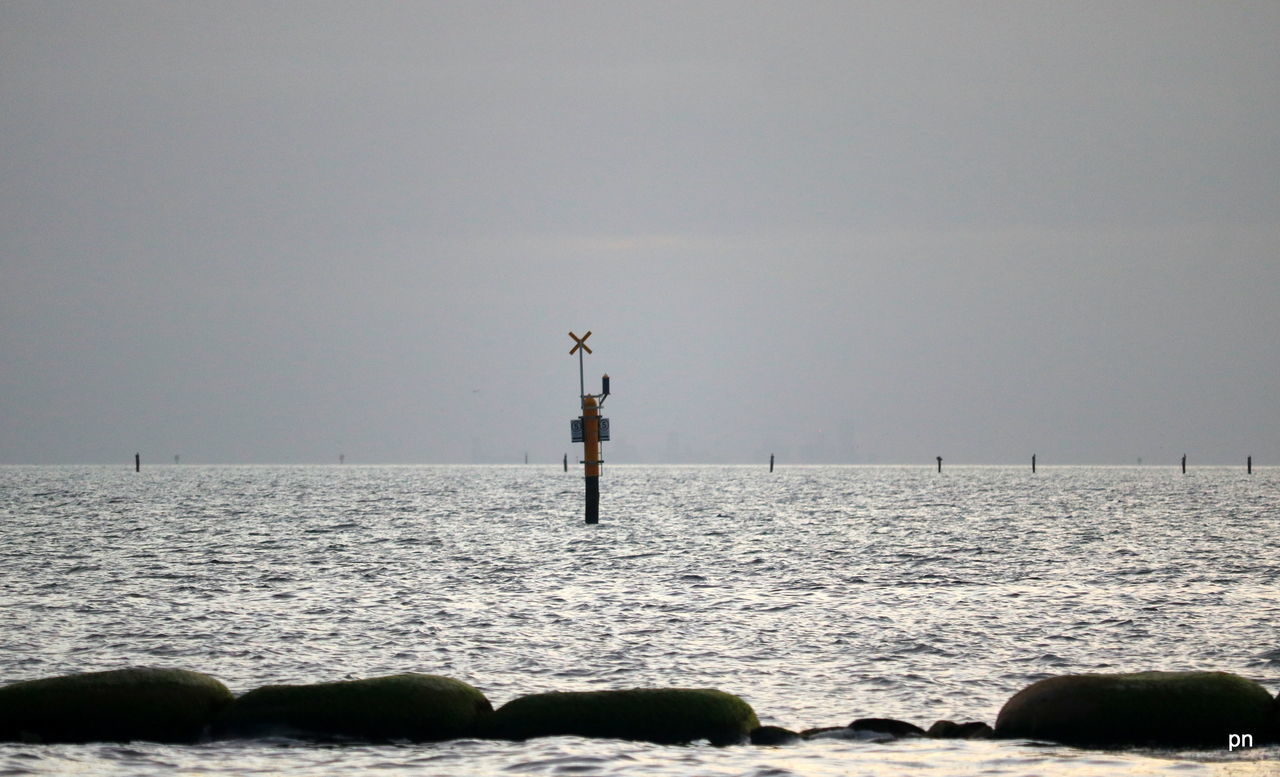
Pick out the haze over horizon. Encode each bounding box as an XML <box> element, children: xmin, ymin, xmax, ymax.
<box><xmin>3</xmin><ymin>2</ymin><xmax>1278</xmax><ymax>466</ymax></box>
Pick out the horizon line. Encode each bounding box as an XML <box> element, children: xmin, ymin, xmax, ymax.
<box><xmin>0</xmin><ymin>461</ymin><xmax>1268</xmax><ymax>469</ymax></box>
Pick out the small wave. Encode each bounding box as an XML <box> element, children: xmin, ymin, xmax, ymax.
<box><xmin>900</xmin><ymin>642</ymin><xmax>957</xmax><ymax>657</ymax></box>
<box><xmin>502</xmin><ymin>755</ymin><xmax>612</xmax><ymax>773</ymax></box>
<box><xmin>1013</xmin><ymin>653</ymin><xmax>1072</xmax><ymax>665</ymax></box>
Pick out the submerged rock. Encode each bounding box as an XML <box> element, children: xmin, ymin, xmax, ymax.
<box><xmin>218</xmin><ymin>673</ymin><xmax>491</xmax><ymax>742</ymax></box>
<box><xmin>849</xmin><ymin>717</ymin><xmax>926</xmax><ymax>738</ymax></box>
<box><xmin>994</xmin><ymin>671</ymin><xmax>1275</xmax><ymax>748</ymax></box>
<box><xmin>486</xmin><ymin>688</ymin><xmax>759</xmax><ymax>745</ymax></box>
<box><xmin>926</xmin><ymin>720</ymin><xmax>993</xmax><ymax>739</ymax></box>
<box><xmin>0</xmin><ymin>667</ymin><xmax>233</xmax><ymax>744</ymax></box>
<box><xmin>800</xmin><ymin>725</ymin><xmax>850</xmax><ymax>739</ymax></box>
<box><xmin>750</xmin><ymin>725</ymin><xmax>801</xmax><ymax>745</ymax></box>
<box><xmin>802</xmin><ymin>718</ymin><xmax>925</xmax><ymax>741</ymax></box>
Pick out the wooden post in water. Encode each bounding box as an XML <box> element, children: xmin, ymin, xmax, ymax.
<box><xmin>135</xmin><ymin>453</ymin><xmax>140</xmax><ymax>472</ymax></box>
<box><xmin>563</xmin><ymin>453</ymin><xmax>568</xmax><ymax>472</ymax></box>
<box><xmin>770</xmin><ymin>454</ymin><xmax>774</xmax><ymax>473</ymax></box>
<box><xmin>1248</xmin><ymin>455</ymin><xmax>1252</xmax><ymax>474</ymax></box>
<box><xmin>1182</xmin><ymin>454</ymin><xmax>1186</xmax><ymax>474</ymax></box>
<box><xmin>1032</xmin><ymin>454</ymin><xmax>1036</xmax><ymax>473</ymax></box>
<box><xmin>936</xmin><ymin>456</ymin><xmax>942</xmax><ymax>473</ymax></box>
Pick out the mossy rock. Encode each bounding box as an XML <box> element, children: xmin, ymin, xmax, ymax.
<box><xmin>0</xmin><ymin>667</ymin><xmax>233</xmax><ymax>744</ymax></box>
<box><xmin>487</xmin><ymin>688</ymin><xmax>760</xmax><ymax>745</ymax></box>
<box><xmin>994</xmin><ymin>671</ymin><xmax>1275</xmax><ymax>748</ymax></box>
<box><xmin>218</xmin><ymin>673</ymin><xmax>491</xmax><ymax>742</ymax></box>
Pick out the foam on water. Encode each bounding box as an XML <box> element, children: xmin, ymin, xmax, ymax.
<box><xmin>1</xmin><ymin>464</ymin><xmax>1277</xmax><ymax>775</ymax></box>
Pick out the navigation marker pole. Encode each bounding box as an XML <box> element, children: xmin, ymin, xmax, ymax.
<box><xmin>569</xmin><ymin>331</ymin><xmax>611</xmax><ymax>524</ymax></box>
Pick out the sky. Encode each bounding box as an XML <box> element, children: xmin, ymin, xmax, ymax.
<box><xmin>2</xmin><ymin>2</ymin><xmax>1278</xmax><ymax>465</ymax></box>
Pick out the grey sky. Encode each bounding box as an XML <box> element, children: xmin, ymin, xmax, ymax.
<box><xmin>3</xmin><ymin>2</ymin><xmax>1278</xmax><ymax>465</ymax></box>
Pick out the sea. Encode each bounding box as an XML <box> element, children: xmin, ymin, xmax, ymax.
<box><xmin>1</xmin><ymin>464</ymin><xmax>1277</xmax><ymax>776</ymax></box>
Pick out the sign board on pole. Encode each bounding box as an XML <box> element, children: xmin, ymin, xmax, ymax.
<box><xmin>570</xmin><ymin>418</ymin><xmax>609</xmax><ymax>442</ymax></box>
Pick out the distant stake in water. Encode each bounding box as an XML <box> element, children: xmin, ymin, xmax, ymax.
<box><xmin>135</xmin><ymin>452</ymin><xmax>140</xmax><ymax>473</ymax></box>
<box><xmin>937</xmin><ymin>456</ymin><xmax>942</xmax><ymax>473</ymax></box>
<box><xmin>563</xmin><ymin>453</ymin><xmax>568</xmax><ymax>472</ymax></box>
<box><xmin>1032</xmin><ymin>454</ymin><xmax>1036</xmax><ymax>473</ymax></box>
<box><xmin>1182</xmin><ymin>454</ymin><xmax>1187</xmax><ymax>474</ymax></box>
<box><xmin>1248</xmin><ymin>455</ymin><xmax>1252</xmax><ymax>474</ymax></box>
<box><xmin>770</xmin><ymin>453</ymin><xmax>774</xmax><ymax>473</ymax></box>
<box><xmin>568</xmin><ymin>331</ymin><xmax>611</xmax><ymax>525</ymax></box>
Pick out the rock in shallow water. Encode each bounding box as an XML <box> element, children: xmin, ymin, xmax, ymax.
<box><xmin>994</xmin><ymin>671</ymin><xmax>1275</xmax><ymax>748</ymax></box>
<box><xmin>486</xmin><ymin>688</ymin><xmax>759</xmax><ymax>745</ymax></box>
<box><xmin>801</xmin><ymin>718</ymin><xmax>927</xmax><ymax>741</ymax></box>
<box><xmin>750</xmin><ymin>725</ymin><xmax>802</xmax><ymax>745</ymax></box>
<box><xmin>849</xmin><ymin>717</ymin><xmax>927</xmax><ymax>738</ymax></box>
<box><xmin>0</xmin><ymin>667</ymin><xmax>234</xmax><ymax>744</ymax></box>
<box><xmin>926</xmin><ymin>719</ymin><xmax>993</xmax><ymax>739</ymax></box>
<box><xmin>217</xmin><ymin>673</ymin><xmax>491</xmax><ymax>742</ymax></box>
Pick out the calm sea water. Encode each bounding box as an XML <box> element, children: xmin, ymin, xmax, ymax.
<box><xmin>1</xmin><ymin>464</ymin><xmax>1277</xmax><ymax>776</ymax></box>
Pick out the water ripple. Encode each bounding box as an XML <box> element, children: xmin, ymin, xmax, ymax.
<box><xmin>1</xmin><ymin>465</ymin><xmax>1277</xmax><ymax>775</ymax></box>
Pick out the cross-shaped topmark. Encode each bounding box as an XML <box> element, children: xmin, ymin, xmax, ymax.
<box><xmin>568</xmin><ymin>330</ymin><xmax>593</xmax><ymax>355</ymax></box>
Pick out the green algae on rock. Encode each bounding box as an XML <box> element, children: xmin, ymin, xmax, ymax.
<box><xmin>487</xmin><ymin>688</ymin><xmax>760</xmax><ymax>745</ymax></box>
<box><xmin>994</xmin><ymin>671</ymin><xmax>1275</xmax><ymax>748</ymax></box>
<box><xmin>0</xmin><ymin>667</ymin><xmax>234</xmax><ymax>744</ymax></box>
<box><xmin>218</xmin><ymin>673</ymin><xmax>491</xmax><ymax>742</ymax></box>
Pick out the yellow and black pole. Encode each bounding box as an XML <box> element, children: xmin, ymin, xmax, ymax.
<box><xmin>582</xmin><ymin>394</ymin><xmax>601</xmax><ymax>523</ymax></box>
<box><xmin>569</xmin><ymin>331</ymin><xmax>610</xmax><ymax>524</ymax></box>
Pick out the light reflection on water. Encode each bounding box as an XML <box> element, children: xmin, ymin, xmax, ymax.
<box><xmin>1</xmin><ymin>464</ymin><xmax>1277</xmax><ymax>775</ymax></box>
